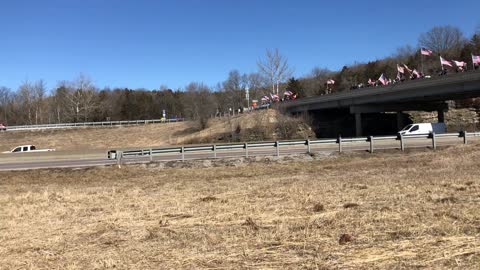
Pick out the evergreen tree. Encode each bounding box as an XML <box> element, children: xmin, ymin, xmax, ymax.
<box><xmin>286</xmin><ymin>77</ymin><xmax>304</xmax><ymax>97</ymax></box>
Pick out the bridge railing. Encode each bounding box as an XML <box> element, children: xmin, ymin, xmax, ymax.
<box><xmin>107</xmin><ymin>131</ymin><xmax>480</xmax><ymax>163</ymax></box>
<box><xmin>4</xmin><ymin>118</ymin><xmax>185</xmax><ymax>131</ymax></box>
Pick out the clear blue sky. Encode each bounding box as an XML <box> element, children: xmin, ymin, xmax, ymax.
<box><xmin>1</xmin><ymin>0</ymin><xmax>479</xmax><ymax>92</ymax></box>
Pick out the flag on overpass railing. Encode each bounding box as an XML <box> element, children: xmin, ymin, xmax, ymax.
<box><xmin>421</xmin><ymin>47</ymin><xmax>433</xmax><ymax>56</ymax></box>
<box><xmin>473</xmin><ymin>55</ymin><xmax>480</xmax><ymax>65</ymax></box>
<box><xmin>453</xmin><ymin>60</ymin><xmax>467</xmax><ymax>67</ymax></box>
<box><xmin>412</xmin><ymin>69</ymin><xmax>421</xmax><ymax>77</ymax></box>
<box><xmin>440</xmin><ymin>56</ymin><xmax>453</xmax><ymax>67</ymax></box>
<box><xmin>378</xmin><ymin>73</ymin><xmax>388</xmax><ymax>85</ymax></box>
<box><xmin>397</xmin><ymin>64</ymin><xmax>405</xmax><ymax>74</ymax></box>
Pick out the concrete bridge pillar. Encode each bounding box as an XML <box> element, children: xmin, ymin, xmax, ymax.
<box><xmin>355</xmin><ymin>113</ymin><xmax>362</xmax><ymax>137</ymax></box>
<box><xmin>438</xmin><ymin>110</ymin><xmax>445</xmax><ymax>123</ymax></box>
<box><xmin>397</xmin><ymin>112</ymin><xmax>404</xmax><ymax>130</ymax></box>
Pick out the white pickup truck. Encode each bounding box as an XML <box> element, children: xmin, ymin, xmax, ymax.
<box><xmin>2</xmin><ymin>145</ymin><xmax>55</xmax><ymax>153</ymax></box>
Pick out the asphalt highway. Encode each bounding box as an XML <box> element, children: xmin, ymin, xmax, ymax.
<box><xmin>0</xmin><ymin>136</ymin><xmax>475</xmax><ymax>171</ymax></box>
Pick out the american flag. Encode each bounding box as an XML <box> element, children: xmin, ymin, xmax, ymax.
<box><xmin>326</xmin><ymin>79</ymin><xmax>335</xmax><ymax>85</ymax></box>
<box><xmin>412</xmin><ymin>69</ymin><xmax>421</xmax><ymax>77</ymax></box>
<box><xmin>472</xmin><ymin>55</ymin><xmax>480</xmax><ymax>65</ymax></box>
<box><xmin>453</xmin><ymin>60</ymin><xmax>467</xmax><ymax>67</ymax></box>
<box><xmin>440</xmin><ymin>56</ymin><xmax>453</xmax><ymax>67</ymax></box>
<box><xmin>270</xmin><ymin>94</ymin><xmax>279</xmax><ymax>101</ymax></box>
<box><xmin>378</xmin><ymin>73</ymin><xmax>388</xmax><ymax>85</ymax></box>
<box><xmin>397</xmin><ymin>64</ymin><xmax>405</xmax><ymax>74</ymax></box>
<box><xmin>368</xmin><ymin>78</ymin><xmax>375</xmax><ymax>85</ymax></box>
<box><xmin>421</xmin><ymin>48</ymin><xmax>433</xmax><ymax>56</ymax></box>
<box><xmin>261</xmin><ymin>95</ymin><xmax>270</xmax><ymax>102</ymax></box>
<box><xmin>283</xmin><ymin>90</ymin><xmax>293</xmax><ymax>96</ymax></box>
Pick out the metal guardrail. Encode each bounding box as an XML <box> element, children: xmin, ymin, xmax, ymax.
<box><xmin>107</xmin><ymin>131</ymin><xmax>480</xmax><ymax>164</ymax></box>
<box><xmin>3</xmin><ymin>118</ymin><xmax>185</xmax><ymax>131</ymax></box>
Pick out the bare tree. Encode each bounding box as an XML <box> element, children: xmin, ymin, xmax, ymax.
<box><xmin>181</xmin><ymin>82</ymin><xmax>216</xmax><ymax>130</ymax></box>
<box><xmin>418</xmin><ymin>26</ymin><xmax>466</xmax><ymax>56</ymax></box>
<box><xmin>257</xmin><ymin>48</ymin><xmax>293</xmax><ymax>95</ymax></box>
<box><xmin>222</xmin><ymin>70</ymin><xmax>247</xmax><ymax>111</ymax></box>
<box><xmin>63</xmin><ymin>74</ymin><xmax>98</xmax><ymax>122</ymax></box>
<box><xmin>0</xmin><ymin>87</ymin><xmax>12</xmax><ymax>124</ymax></box>
<box><xmin>310</xmin><ymin>67</ymin><xmax>332</xmax><ymax>79</ymax></box>
<box><xmin>393</xmin><ymin>45</ymin><xmax>416</xmax><ymax>61</ymax></box>
<box><xmin>17</xmin><ymin>81</ymin><xmax>36</xmax><ymax>124</ymax></box>
<box><xmin>32</xmin><ymin>80</ymin><xmax>46</xmax><ymax>124</ymax></box>
<box><xmin>246</xmin><ymin>72</ymin><xmax>267</xmax><ymax>101</ymax></box>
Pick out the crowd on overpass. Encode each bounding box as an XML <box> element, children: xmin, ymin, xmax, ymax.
<box><xmin>258</xmin><ymin>49</ymin><xmax>480</xmax><ymax>106</ymax></box>
<box><xmin>345</xmin><ymin>49</ymin><xmax>480</xmax><ymax>91</ymax></box>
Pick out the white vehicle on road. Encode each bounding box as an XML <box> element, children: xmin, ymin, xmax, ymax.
<box><xmin>2</xmin><ymin>145</ymin><xmax>56</xmax><ymax>153</ymax></box>
<box><xmin>398</xmin><ymin>123</ymin><xmax>446</xmax><ymax>136</ymax></box>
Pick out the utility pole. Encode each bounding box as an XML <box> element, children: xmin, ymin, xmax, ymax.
<box><xmin>245</xmin><ymin>86</ymin><xmax>250</xmax><ymax>110</ymax></box>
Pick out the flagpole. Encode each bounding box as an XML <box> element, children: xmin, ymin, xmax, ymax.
<box><xmin>472</xmin><ymin>54</ymin><xmax>475</xmax><ymax>71</ymax></box>
<box><xmin>421</xmin><ymin>50</ymin><xmax>424</xmax><ymax>74</ymax></box>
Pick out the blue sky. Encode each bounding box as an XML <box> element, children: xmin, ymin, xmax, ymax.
<box><xmin>0</xmin><ymin>0</ymin><xmax>479</xmax><ymax>91</ymax></box>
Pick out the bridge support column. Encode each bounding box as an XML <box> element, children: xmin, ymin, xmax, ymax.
<box><xmin>397</xmin><ymin>112</ymin><xmax>404</xmax><ymax>130</ymax></box>
<box><xmin>355</xmin><ymin>113</ymin><xmax>362</xmax><ymax>137</ymax></box>
<box><xmin>438</xmin><ymin>110</ymin><xmax>445</xmax><ymax>123</ymax></box>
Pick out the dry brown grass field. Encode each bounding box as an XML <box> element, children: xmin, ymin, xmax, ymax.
<box><xmin>1</xmin><ymin>144</ymin><xmax>479</xmax><ymax>269</ymax></box>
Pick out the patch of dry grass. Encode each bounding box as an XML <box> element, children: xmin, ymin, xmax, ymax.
<box><xmin>0</xmin><ymin>144</ymin><xmax>480</xmax><ymax>269</ymax></box>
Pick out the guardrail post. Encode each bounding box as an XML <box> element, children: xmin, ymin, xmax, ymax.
<box><xmin>181</xmin><ymin>146</ymin><xmax>185</xmax><ymax>161</ymax></box>
<box><xmin>306</xmin><ymin>139</ymin><xmax>311</xmax><ymax>154</ymax></box>
<box><xmin>369</xmin><ymin>136</ymin><xmax>374</xmax><ymax>153</ymax></box>
<box><xmin>400</xmin><ymin>134</ymin><xmax>405</xmax><ymax>151</ymax></box>
<box><xmin>149</xmin><ymin>149</ymin><xmax>153</xmax><ymax>161</ymax></box>
<box><xmin>431</xmin><ymin>132</ymin><xmax>436</xmax><ymax>150</ymax></box>
<box><xmin>276</xmin><ymin>141</ymin><xmax>280</xmax><ymax>157</ymax></box>
<box><xmin>213</xmin><ymin>144</ymin><xmax>217</xmax><ymax>158</ymax></box>
<box><xmin>463</xmin><ymin>131</ymin><xmax>468</xmax><ymax>144</ymax></box>
<box><xmin>245</xmin><ymin>143</ymin><xmax>249</xmax><ymax>158</ymax></box>
<box><xmin>116</xmin><ymin>151</ymin><xmax>123</xmax><ymax>167</ymax></box>
<box><xmin>338</xmin><ymin>136</ymin><xmax>342</xmax><ymax>153</ymax></box>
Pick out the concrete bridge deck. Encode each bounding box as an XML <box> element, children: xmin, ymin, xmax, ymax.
<box><xmin>283</xmin><ymin>71</ymin><xmax>480</xmax><ymax>136</ymax></box>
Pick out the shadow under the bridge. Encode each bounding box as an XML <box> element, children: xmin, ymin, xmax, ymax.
<box><xmin>310</xmin><ymin>109</ymin><xmax>412</xmax><ymax>138</ymax></box>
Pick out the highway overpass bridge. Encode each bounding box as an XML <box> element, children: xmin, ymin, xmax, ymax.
<box><xmin>283</xmin><ymin>71</ymin><xmax>480</xmax><ymax>137</ymax></box>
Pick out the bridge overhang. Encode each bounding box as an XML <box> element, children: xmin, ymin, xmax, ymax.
<box><xmin>349</xmin><ymin>102</ymin><xmax>449</xmax><ymax>114</ymax></box>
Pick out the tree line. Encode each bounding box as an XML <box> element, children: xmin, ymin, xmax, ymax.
<box><xmin>1</xmin><ymin>25</ymin><xmax>479</xmax><ymax>127</ymax></box>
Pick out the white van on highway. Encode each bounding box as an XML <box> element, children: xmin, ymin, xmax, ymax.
<box><xmin>398</xmin><ymin>123</ymin><xmax>446</xmax><ymax>136</ymax></box>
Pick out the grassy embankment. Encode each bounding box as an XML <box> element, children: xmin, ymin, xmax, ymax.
<box><xmin>0</xmin><ymin>144</ymin><xmax>479</xmax><ymax>269</ymax></box>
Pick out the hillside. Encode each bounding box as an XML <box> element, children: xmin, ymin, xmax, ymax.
<box><xmin>0</xmin><ymin>110</ymin><xmax>315</xmax><ymax>152</ymax></box>
<box><xmin>177</xmin><ymin>109</ymin><xmax>315</xmax><ymax>144</ymax></box>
